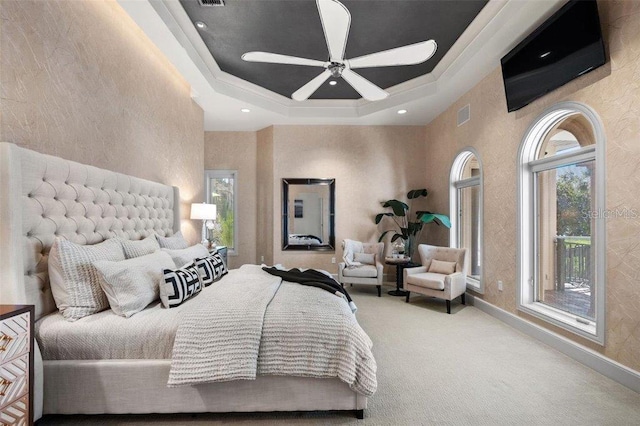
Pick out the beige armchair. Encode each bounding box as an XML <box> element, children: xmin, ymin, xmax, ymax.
<box><xmin>338</xmin><ymin>241</ymin><xmax>385</xmax><ymax>297</ymax></box>
<box><xmin>404</xmin><ymin>244</ymin><xmax>468</xmax><ymax>314</ymax></box>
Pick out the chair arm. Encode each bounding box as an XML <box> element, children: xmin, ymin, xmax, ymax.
<box><xmin>338</xmin><ymin>262</ymin><xmax>346</xmax><ymax>282</ymax></box>
<box><xmin>403</xmin><ymin>266</ymin><xmax>428</xmax><ymax>287</ymax></box>
<box><xmin>375</xmin><ymin>261</ymin><xmax>384</xmax><ymax>285</ymax></box>
<box><xmin>405</xmin><ymin>266</ymin><xmax>427</xmax><ymax>276</ymax></box>
<box><xmin>445</xmin><ymin>272</ymin><xmax>467</xmax><ymax>299</ymax></box>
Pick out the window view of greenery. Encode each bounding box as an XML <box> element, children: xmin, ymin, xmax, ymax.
<box><xmin>458</xmin><ymin>185</ymin><xmax>481</xmax><ymax>279</ymax></box>
<box><xmin>209</xmin><ymin>176</ymin><xmax>235</xmax><ymax>250</ymax></box>
<box><xmin>537</xmin><ymin>160</ymin><xmax>594</xmax><ymax>320</ymax></box>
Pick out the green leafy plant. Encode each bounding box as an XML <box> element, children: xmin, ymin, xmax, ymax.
<box><xmin>375</xmin><ymin>189</ymin><xmax>451</xmax><ymax>257</ymax></box>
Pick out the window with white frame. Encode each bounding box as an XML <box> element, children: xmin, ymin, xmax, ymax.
<box><xmin>518</xmin><ymin>102</ymin><xmax>605</xmax><ymax>344</ymax></box>
<box><xmin>205</xmin><ymin>170</ymin><xmax>238</xmax><ymax>254</ymax></box>
<box><xmin>450</xmin><ymin>149</ymin><xmax>483</xmax><ymax>293</ymax></box>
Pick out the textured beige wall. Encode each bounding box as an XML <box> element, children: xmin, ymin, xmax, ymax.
<box><xmin>0</xmin><ymin>0</ymin><xmax>204</xmax><ymax>243</ymax></box>
<box><xmin>271</xmin><ymin>125</ymin><xmax>428</xmax><ymax>274</ymax></box>
<box><xmin>204</xmin><ymin>131</ymin><xmax>257</xmax><ymax>268</ymax></box>
<box><xmin>256</xmin><ymin>126</ymin><xmax>275</xmax><ymax>265</ymax></box>
<box><xmin>424</xmin><ymin>0</ymin><xmax>640</xmax><ymax>372</ymax></box>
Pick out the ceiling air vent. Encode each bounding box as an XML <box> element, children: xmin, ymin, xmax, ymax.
<box><xmin>198</xmin><ymin>0</ymin><xmax>224</xmax><ymax>6</ymax></box>
<box><xmin>457</xmin><ymin>104</ymin><xmax>470</xmax><ymax>127</ymax></box>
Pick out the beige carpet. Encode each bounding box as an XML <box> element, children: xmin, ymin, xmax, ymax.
<box><xmin>40</xmin><ymin>286</ymin><xmax>640</xmax><ymax>425</ymax></box>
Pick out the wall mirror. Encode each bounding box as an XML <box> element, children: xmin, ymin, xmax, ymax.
<box><xmin>282</xmin><ymin>178</ymin><xmax>335</xmax><ymax>251</ymax></box>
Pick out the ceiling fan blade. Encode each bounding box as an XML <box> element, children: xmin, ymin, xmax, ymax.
<box><xmin>292</xmin><ymin>69</ymin><xmax>332</xmax><ymax>101</ymax></box>
<box><xmin>242</xmin><ymin>52</ymin><xmax>326</xmax><ymax>68</ymax></box>
<box><xmin>317</xmin><ymin>0</ymin><xmax>351</xmax><ymax>62</ymax></box>
<box><xmin>341</xmin><ymin>69</ymin><xmax>388</xmax><ymax>101</ymax></box>
<box><xmin>348</xmin><ymin>40</ymin><xmax>438</xmax><ymax>69</ymax></box>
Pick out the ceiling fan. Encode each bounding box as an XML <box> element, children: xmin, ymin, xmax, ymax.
<box><xmin>241</xmin><ymin>0</ymin><xmax>437</xmax><ymax>102</ymax></box>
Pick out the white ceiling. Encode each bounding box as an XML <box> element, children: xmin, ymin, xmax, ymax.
<box><xmin>118</xmin><ymin>0</ymin><xmax>566</xmax><ymax>132</ymax></box>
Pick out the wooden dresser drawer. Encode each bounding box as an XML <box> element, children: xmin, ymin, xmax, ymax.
<box><xmin>0</xmin><ymin>395</ymin><xmax>28</xmax><ymax>426</ymax></box>
<box><xmin>0</xmin><ymin>354</ymin><xmax>28</xmax><ymax>410</ymax></box>
<box><xmin>0</xmin><ymin>313</ymin><xmax>30</xmax><ymax>364</ymax></box>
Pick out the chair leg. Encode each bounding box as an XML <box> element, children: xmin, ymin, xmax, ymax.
<box><xmin>377</xmin><ymin>285</ymin><xmax>381</xmax><ymax>297</ymax></box>
<box><xmin>461</xmin><ymin>293</ymin><xmax>466</xmax><ymax>305</ymax></box>
<box><xmin>405</xmin><ymin>291</ymin><xmax>410</xmax><ymax>303</ymax></box>
<box><xmin>446</xmin><ymin>300</ymin><xmax>451</xmax><ymax>314</ymax></box>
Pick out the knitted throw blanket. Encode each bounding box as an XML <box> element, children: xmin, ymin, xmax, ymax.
<box><xmin>168</xmin><ymin>268</ymin><xmax>282</xmax><ymax>386</ymax></box>
<box><xmin>168</xmin><ymin>265</ymin><xmax>377</xmax><ymax>396</ymax></box>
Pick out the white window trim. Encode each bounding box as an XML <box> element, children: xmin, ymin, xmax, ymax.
<box><xmin>517</xmin><ymin>101</ymin><xmax>606</xmax><ymax>345</ymax></box>
<box><xmin>449</xmin><ymin>147</ymin><xmax>484</xmax><ymax>293</ymax></box>
<box><xmin>204</xmin><ymin>170</ymin><xmax>239</xmax><ymax>256</ymax></box>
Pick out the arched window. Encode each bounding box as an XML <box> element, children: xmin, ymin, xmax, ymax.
<box><xmin>518</xmin><ymin>102</ymin><xmax>605</xmax><ymax>344</ymax></box>
<box><xmin>450</xmin><ymin>148</ymin><xmax>483</xmax><ymax>293</ymax></box>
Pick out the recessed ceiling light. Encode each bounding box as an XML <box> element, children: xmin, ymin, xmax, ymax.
<box><xmin>240</xmin><ymin>108</ymin><xmax>251</xmax><ymax>113</ymax></box>
<box><xmin>397</xmin><ymin>109</ymin><xmax>408</xmax><ymax>115</ymax></box>
<box><xmin>540</xmin><ymin>51</ymin><xmax>551</xmax><ymax>58</ymax></box>
<box><xmin>329</xmin><ymin>81</ymin><xmax>337</xmax><ymax>86</ymax></box>
<box><xmin>195</xmin><ymin>21</ymin><xmax>207</xmax><ymax>30</ymax></box>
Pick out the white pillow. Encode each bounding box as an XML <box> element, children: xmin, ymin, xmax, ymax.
<box><xmin>120</xmin><ymin>234</ymin><xmax>160</xmax><ymax>259</ymax></box>
<box><xmin>162</xmin><ymin>244</ymin><xmax>210</xmax><ymax>268</ymax></box>
<box><xmin>428</xmin><ymin>259</ymin><xmax>457</xmax><ymax>275</ymax></box>
<box><xmin>48</xmin><ymin>237</ymin><xmax>125</xmax><ymax>321</ymax></box>
<box><xmin>94</xmin><ymin>251</ymin><xmax>175</xmax><ymax>317</ymax></box>
<box><xmin>156</xmin><ymin>231</ymin><xmax>189</xmax><ymax>250</ymax></box>
<box><xmin>353</xmin><ymin>252</ymin><xmax>376</xmax><ymax>265</ymax></box>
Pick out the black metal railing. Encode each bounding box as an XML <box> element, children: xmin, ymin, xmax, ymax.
<box><xmin>554</xmin><ymin>236</ymin><xmax>591</xmax><ymax>291</ymax></box>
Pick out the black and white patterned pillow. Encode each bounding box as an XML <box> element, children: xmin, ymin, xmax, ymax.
<box><xmin>194</xmin><ymin>252</ymin><xmax>228</xmax><ymax>287</ymax></box>
<box><xmin>160</xmin><ymin>262</ymin><xmax>202</xmax><ymax>308</ymax></box>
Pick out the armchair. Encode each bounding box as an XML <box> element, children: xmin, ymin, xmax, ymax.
<box><xmin>338</xmin><ymin>241</ymin><xmax>385</xmax><ymax>297</ymax></box>
<box><xmin>403</xmin><ymin>244</ymin><xmax>468</xmax><ymax>314</ymax></box>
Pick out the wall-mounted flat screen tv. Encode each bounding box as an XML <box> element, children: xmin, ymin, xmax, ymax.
<box><xmin>501</xmin><ymin>0</ymin><xmax>606</xmax><ymax>112</ymax></box>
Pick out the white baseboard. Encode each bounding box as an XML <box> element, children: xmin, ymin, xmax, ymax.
<box><xmin>467</xmin><ymin>294</ymin><xmax>640</xmax><ymax>394</ymax></box>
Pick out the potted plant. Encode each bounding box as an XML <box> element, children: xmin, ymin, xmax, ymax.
<box><xmin>375</xmin><ymin>189</ymin><xmax>451</xmax><ymax>260</ymax></box>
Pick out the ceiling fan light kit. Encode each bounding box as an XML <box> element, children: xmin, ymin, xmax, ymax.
<box><xmin>241</xmin><ymin>0</ymin><xmax>437</xmax><ymax>102</ymax></box>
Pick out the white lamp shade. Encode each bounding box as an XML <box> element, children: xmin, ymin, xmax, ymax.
<box><xmin>190</xmin><ymin>203</ymin><xmax>217</xmax><ymax>220</ymax></box>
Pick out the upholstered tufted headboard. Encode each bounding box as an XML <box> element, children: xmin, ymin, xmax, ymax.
<box><xmin>0</xmin><ymin>143</ymin><xmax>181</xmax><ymax>321</ymax></box>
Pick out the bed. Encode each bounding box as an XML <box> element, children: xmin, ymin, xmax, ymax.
<box><xmin>0</xmin><ymin>142</ymin><xmax>372</xmax><ymax>419</ymax></box>
<box><xmin>288</xmin><ymin>234</ymin><xmax>323</xmax><ymax>245</ymax></box>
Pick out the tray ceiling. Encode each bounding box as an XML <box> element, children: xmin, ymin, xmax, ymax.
<box><xmin>179</xmin><ymin>0</ymin><xmax>488</xmax><ymax>100</ymax></box>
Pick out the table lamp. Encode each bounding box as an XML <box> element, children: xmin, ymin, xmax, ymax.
<box><xmin>190</xmin><ymin>203</ymin><xmax>217</xmax><ymax>249</ymax></box>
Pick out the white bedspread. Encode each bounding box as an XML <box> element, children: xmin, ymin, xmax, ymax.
<box><xmin>36</xmin><ymin>265</ymin><xmax>377</xmax><ymax>396</ymax></box>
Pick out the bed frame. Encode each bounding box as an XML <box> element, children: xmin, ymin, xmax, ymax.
<box><xmin>0</xmin><ymin>143</ymin><xmax>367</xmax><ymax>420</ymax></box>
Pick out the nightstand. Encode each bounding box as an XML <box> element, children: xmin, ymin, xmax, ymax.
<box><xmin>0</xmin><ymin>305</ymin><xmax>34</xmax><ymax>426</ymax></box>
<box><xmin>213</xmin><ymin>246</ymin><xmax>227</xmax><ymax>267</ymax></box>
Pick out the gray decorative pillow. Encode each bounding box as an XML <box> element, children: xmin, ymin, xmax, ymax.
<box><xmin>94</xmin><ymin>251</ymin><xmax>175</xmax><ymax>317</ymax></box>
<box><xmin>120</xmin><ymin>234</ymin><xmax>160</xmax><ymax>259</ymax></box>
<box><xmin>155</xmin><ymin>231</ymin><xmax>189</xmax><ymax>250</ymax></box>
<box><xmin>48</xmin><ymin>237</ymin><xmax>125</xmax><ymax>321</ymax></box>
<box><xmin>160</xmin><ymin>262</ymin><xmax>202</xmax><ymax>308</ymax></box>
<box><xmin>354</xmin><ymin>252</ymin><xmax>376</xmax><ymax>265</ymax></box>
<box><xmin>162</xmin><ymin>244</ymin><xmax>210</xmax><ymax>269</ymax></box>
